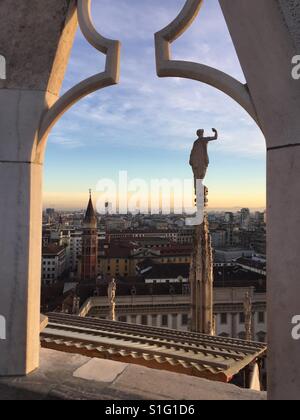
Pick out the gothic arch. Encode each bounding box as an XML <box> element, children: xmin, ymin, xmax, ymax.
<box><xmin>155</xmin><ymin>0</ymin><xmax>260</xmax><ymax>126</ymax></box>
<box><xmin>37</xmin><ymin>0</ymin><xmax>121</xmax><ymax>151</ymax></box>
<box><xmin>37</xmin><ymin>0</ymin><xmax>264</xmax><ymax>162</ymax></box>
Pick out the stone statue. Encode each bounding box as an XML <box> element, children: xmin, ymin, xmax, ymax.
<box><xmin>108</xmin><ymin>278</ymin><xmax>116</xmax><ymax>303</ymax></box>
<box><xmin>244</xmin><ymin>292</ymin><xmax>252</xmax><ymax>341</ymax></box>
<box><xmin>108</xmin><ymin>278</ymin><xmax>117</xmax><ymax>321</ymax></box>
<box><xmin>189</xmin><ymin>129</ymin><xmax>218</xmax><ymax>182</ymax></box>
<box><xmin>189</xmin><ymin>129</ymin><xmax>217</xmax><ymax>335</ymax></box>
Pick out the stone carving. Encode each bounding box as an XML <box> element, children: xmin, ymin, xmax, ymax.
<box><xmin>189</xmin><ymin>211</ymin><xmax>214</xmax><ymax>335</ymax></box>
<box><xmin>186</xmin><ymin>128</ymin><xmax>217</xmax><ymax>227</ymax></box>
<box><xmin>244</xmin><ymin>292</ymin><xmax>253</xmax><ymax>342</ymax></box>
<box><xmin>188</xmin><ymin>132</ymin><xmax>214</xmax><ymax>335</ymax></box>
<box><xmin>155</xmin><ymin>0</ymin><xmax>259</xmax><ymax>124</ymax></box>
<box><xmin>72</xmin><ymin>296</ymin><xmax>81</xmax><ymax>315</ymax></box>
<box><xmin>108</xmin><ymin>278</ymin><xmax>117</xmax><ymax>321</ymax></box>
<box><xmin>38</xmin><ymin>0</ymin><xmax>121</xmax><ymax>144</ymax></box>
<box><xmin>189</xmin><ymin>128</ymin><xmax>218</xmax><ymax>182</ymax></box>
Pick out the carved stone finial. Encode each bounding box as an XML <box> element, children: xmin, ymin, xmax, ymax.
<box><xmin>108</xmin><ymin>278</ymin><xmax>117</xmax><ymax>321</ymax></box>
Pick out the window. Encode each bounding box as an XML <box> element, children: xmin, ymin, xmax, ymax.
<box><xmin>162</xmin><ymin>315</ymin><xmax>168</xmax><ymax>327</ymax></box>
<box><xmin>238</xmin><ymin>331</ymin><xmax>246</xmax><ymax>340</ymax></box>
<box><xmin>141</xmin><ymin>315</ymin><xmax>148</xmax><ymax>325</ymax></box>
<box><xmin>258</xmin><ymin>311</ymin><xmax>265</xmax><ymax>324</ymax></box>
<box><xmin>172</xmin><ymin>314</ymin><xmax>177</xmax><ymax>329</ymax></box>
<box><xmin>118</xmin><ymin>316</ymin><xmax>127</xmax><ymax>323</ymax></box>
<box><xmin>239</xmin><ymin>313</ymin><xmax>245</xmax><ymax>324</ymax></box>
<box><xmin>182</xmin><ymin>314</ymin><xmax>188</xmax><ymax>326</ymax></box>
<box><xmin>152</xmin><ymin>315</ymin><xmax>157</xmax><ymax>327</ymax></box>
<box><xmin>220</xmin><ymin>313</ymin><xmax>228</xmax><ymax>325</ymax></box>
<box><xmin>257</xmin><ymin>331</ymin><xmax>267</xmax><ymax>343</ymax></box>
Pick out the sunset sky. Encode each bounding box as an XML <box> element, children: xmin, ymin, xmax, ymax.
<box><xmin>43</xmin><ymin>0</ymin><xmax>266</xmax><ymax>211</ymax></box>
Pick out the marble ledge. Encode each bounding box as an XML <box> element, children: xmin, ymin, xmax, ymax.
<box><xmin>0</xmin><ymin>348</ymin><xmax>267</xmax><ymax>401</ymax></box>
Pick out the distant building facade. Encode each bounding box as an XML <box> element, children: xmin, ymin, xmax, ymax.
<box><xmin>70</xmin><ymin>231</ymin><xmax>82</xmax><ymax>273</ymax></box>
<box><xmin>77</xmin><ymin>262</ymin><xmax>266</xmax><ymax>343</ymax></box>
<box><xmin>42</xmin><ymin>245</ymin><xmax>67</xmax><ymax>285</ymax></box>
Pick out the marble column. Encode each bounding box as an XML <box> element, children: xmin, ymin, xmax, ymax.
<box><xmin>0</xmin><ymin>0</ymin><xmax>77</xmax><ymax>376</ymax></box>
<box><xmin>220</xmin><ymin>0</ymin><xmax>300</xmax><ymax>400</ymax></box>
<box><xmin>190</xmin><ymin>211</ymin><xmax>214</xmax><ymax>335</ymax></box>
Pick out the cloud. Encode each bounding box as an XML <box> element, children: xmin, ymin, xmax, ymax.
<box><xmin>48</xmin><ymin>135</ymin><xmax>84</xmax><ymax>149</ymax></box>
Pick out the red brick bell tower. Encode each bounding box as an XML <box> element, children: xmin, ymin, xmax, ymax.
<box><xmin>81</xmin><ymin>191</ymin><xmax>98</xmax><ymax>282</ymax></box>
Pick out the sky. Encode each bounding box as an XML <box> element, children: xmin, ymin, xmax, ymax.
<box><xmin>43</xmin><ymin>0</ymin><xmax>266</xmax><ymax>211</ymax></box>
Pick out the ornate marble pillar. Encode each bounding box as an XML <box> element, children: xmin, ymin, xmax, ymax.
<box><xmin>220</xmin><ymin>0</ymin><xmax>300</xmax><ymax>400</ymax></box>
<box><xmin>0</xmin><ymin>0</ymin><xmax>120</xmax><ymax>376</ymax></box>
<box><xmin>0</xmin><ymin>0</ymin><xmax>77</xmax><ymax>376</ymax></box>
<box><xmin>189</xmin><ymin>189</ymin><xmax>214</xmax><ymax>335</ymax></box>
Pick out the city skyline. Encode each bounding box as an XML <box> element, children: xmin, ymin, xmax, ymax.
<box><xmin>43</xmin><ymin>199</ymin><xmax>266</xmax><ymax>214</ymax></box>
<box><xmin>44</xmin><ymin>0</ymin><xmax>266</xmax><ymax>210</ymax></box>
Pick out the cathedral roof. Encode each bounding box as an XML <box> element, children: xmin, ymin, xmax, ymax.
<box><xmin>42</xmin><ymin>313</ymin><xmax>267</xmax><ymax>383</ymax></box>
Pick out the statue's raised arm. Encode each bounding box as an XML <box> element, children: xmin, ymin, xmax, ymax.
<box><xmin>205</xmin><ymin>128</ymin><xmax>218</xmax><ymax>142</ymax></box>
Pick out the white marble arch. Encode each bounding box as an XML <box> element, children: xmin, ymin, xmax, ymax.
<box><xmin>154</xmin><ymin>0</ymin><xmax>259</xmax><ymax>126</ymax></box>
<box><xmin>37</xmin><ymin>0</ymin><xmax>121</xmax><ymax>157</ymax></box>
<box><xmin>0</xmin><ymin>0</ymin><xmax>120</xmax><ymax>377</ymax></box>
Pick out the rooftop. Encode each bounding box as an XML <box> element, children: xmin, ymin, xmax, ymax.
<box><xmin>142</xmin><ymin>263</ymin><xmax>190</xmax><ymax>279</ymax></box>
<box><xmin>41</xmin><ymin>263</ymin><xmax>266</xmax><ymax>312</ymax></box>
<box><xmin>237</xmin><ymin>257</ymin><xmax>266</xmax><ymax>272</ymax></box>
<box><xmin>41</xmin><ymin>313</ymin><xmax>266</xmax><ymax>384</ymax></box>
<box><xmin>42</xmin><ymin>244</ymin><xmax>66</xmax><ymax>256</ymax></box>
